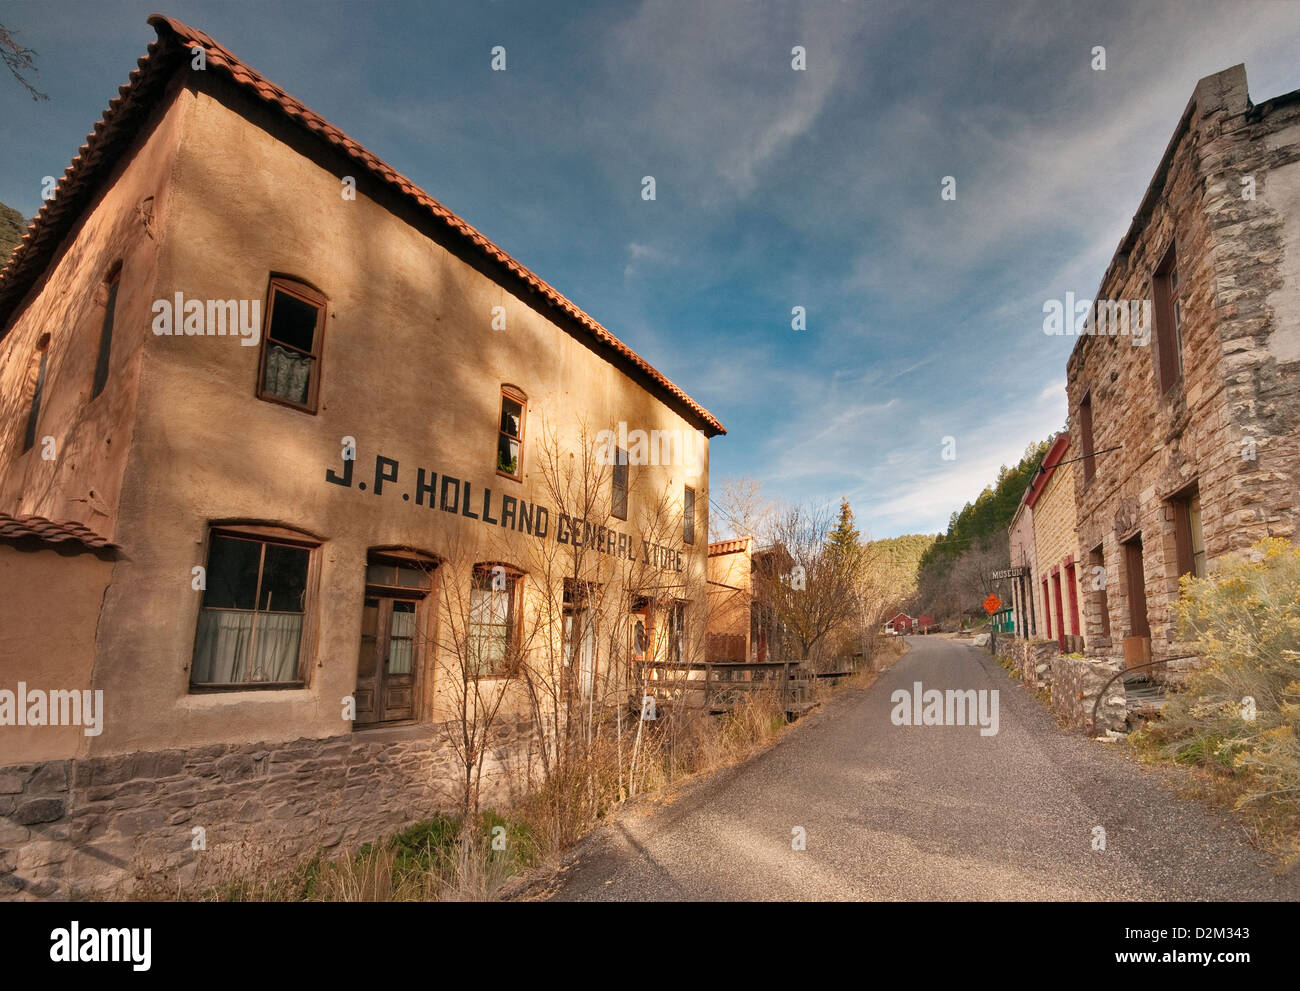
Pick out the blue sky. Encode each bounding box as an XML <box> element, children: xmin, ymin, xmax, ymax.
<box><xmin>3</xmin><ymin>0</ymin><xmax>1299</xmax><ymax>538</ymax></box>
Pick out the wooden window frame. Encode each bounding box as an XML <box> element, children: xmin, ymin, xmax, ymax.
<box><xmin>496</xmin><ymin>386</ymin><xmax>527</xmax><ymax>481</ymax></box>
<box><xmin>469</xmin><ymin>563</ymin><xmax>525</xmax><ymax>679</ymax></box>
<box><xmin>612</xmin><ymin>448</ymin><xmax>629</xmax><ymax>521</ymax></box>
<box><xmin>91</xmin><ymin>261</ymin><xmax>122</xmax><ymax>400</ymax></box>
<box><xmin>1151</xmin><ymin>243</ymin><xmax>1184</xmax><ymax>396</ymax></box>
<box><xmin>189</xmin><ymin>523</ymin><xmax>322</xmax><ymax>692</ymax></box>
<box><xmin>1168</xmin><ymin>483</ymin><xmax>1205</xmax><ymax>583</ymax></box>
<box><xmin>255</xmin><ymin>276</ymin><xmax>327</xmax><ymax>414</ymax></box>
<box><xmin>21</xmin><ymin>335</ymin><xmax>50</xmax><ymax>454</ymax></box>
<box><xmin>1078</xmin><ymin>388</ymin><xmax>1095</xmax><ymax>487</ymax></box>
<box><xmin>683</xmin><ymin>486</ymin><xmax>696</xmax><ymax>545</ymax></box>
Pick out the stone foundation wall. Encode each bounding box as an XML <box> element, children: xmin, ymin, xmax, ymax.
<box><xmin>998</xmin><ymin>638</ymin><xmax>1060</xmax><ymax>691</ymax></box>
<box><xmin>996</xmin><ymin>640</ymin><xmax>1127</xmax><ymax>734</ymax></box>
<box><xmin>1049</xmin><ymin>655</ymin><xmax>1126</xmax><ymax>735</ymax></box>
<box><xmin>0</xmin><ymin>720</ymin><xmax>536</xmax><ymax>900</ymax></box>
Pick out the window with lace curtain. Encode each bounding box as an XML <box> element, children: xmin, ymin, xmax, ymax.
<box><xmin>257</xmin><ymin>278</ymin><xmax>326</xmax><ymax>412</ymax></box>
<box><xmin>191</xmin><ymin>527</ymin><xmax>317</xmax><ymax>689</ymax></box>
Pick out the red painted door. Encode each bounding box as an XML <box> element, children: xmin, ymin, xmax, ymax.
<box><xmin>1052</xmin><ymin>571</ymin><xmax>1066</xmax><ymax>652</ymax></box>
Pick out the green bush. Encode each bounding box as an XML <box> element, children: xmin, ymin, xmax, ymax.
<box><xmin>1139</xmin><ymin>538</ymin><xmax>1300</xmax><ymax>820</ymax></box>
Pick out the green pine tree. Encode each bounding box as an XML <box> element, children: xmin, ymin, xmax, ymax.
<box><xmin>827</xmin><ymin>496</ymin><xmax>861</xmax><ymax>559</ymax></box>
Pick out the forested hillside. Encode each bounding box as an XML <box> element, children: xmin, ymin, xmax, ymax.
<box><xmin>866</xmin><ymin>533</ymin><xmax>937</xmax><ymax>606</ymax></box>
<box><xmin>914</xmin><ymin>437</ymin><xmax>1051</xmax><ymax>621</ymax></box>
<box><xmin>0</xmin><ymin>201</ymin><xmax>26</xmax><ymax>262</ymax></box>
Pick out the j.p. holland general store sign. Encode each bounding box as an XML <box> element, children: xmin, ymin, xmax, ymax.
<box><xmin>325</xmin><ymin>445</ymin><xmax>685</xmax><ymax>572</ymax></box>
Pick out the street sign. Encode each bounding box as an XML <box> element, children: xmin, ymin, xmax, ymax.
<box><xmin>990</xmin><ymin>567</ymin><xmax>1029</xmax><ymax>580</ymax></box>
<box><xmin>983</xmin><ymin>593</ymin><xmax>1002</xmax><ymax>615</ymax></box>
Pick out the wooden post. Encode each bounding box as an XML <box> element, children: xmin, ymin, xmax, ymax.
<box><xmin>781</xmin><ymin>661</ymin><xmax>790</xmax><ymax>712</ymax></box>
<box><xmin>705</xmin><ymin>663</ymin><xmax>712</xmax><ymax>711</ymax></box>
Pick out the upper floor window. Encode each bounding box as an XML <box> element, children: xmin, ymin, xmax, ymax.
<box><xmin>1152</xmin><ymin>244</ymin><xmax>1184</xmax><ymax>394</ymax></box>
<box><xmin>683</xmin><ymin>485</ymin><xmax>696</xmax><ymax>544</ymax></box>
<box><xmin>91</xmin><ymin>262</ymin><xmax>121</xmax><ymax>400</ymax></box>
<box><xmin>22</xmin><ymin>333</ymin><xmax>51</xmax><ymax>454</ymax></box>
<box><xmin>1079</xmin><ymin>389</ymin><xmax>1095</xmax><ymax>485</ymax></box>
<box><xmin>497</xmin><ymin>387</ymin><xmax>526</xmax><ymax>479</ymax></box>
<box><xmin>257</xmin><ymin>277</ymin><xmax>326</xmax><ymax>412</ymax></box>
<box><xmin>191</xmin><ymin>526</ymin><xmax>317</xmax><ymax>688</ymax></box>
<box><xmin>612</xmin><ymin>448</ymin><xmax>628</xmax><ymax>520</ymax></box>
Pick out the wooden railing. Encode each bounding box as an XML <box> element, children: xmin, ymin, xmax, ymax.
<box><xmin>633</xmin><ymin>659</ymin><xmax>858</xmax><ymax>715</ymax></box>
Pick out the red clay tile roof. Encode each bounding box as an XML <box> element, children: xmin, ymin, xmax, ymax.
<box><xmin>0</xmin><ymin>14</ymin><xmax>725</xmax><ymax>437</ymax></box>
<box><xmin>0</xmin><ymin>513</ymin><xmax>115</xmax><ymax>549</ymax></box>
<box><xmin>708</xmin><ymin>537</ymin><xmax>752</xmax><ymax>556</ymax></box>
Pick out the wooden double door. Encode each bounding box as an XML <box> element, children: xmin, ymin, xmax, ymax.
<box><xmin>355</xmin><ymin>593</ymin><xmax>423</xmax><ymax>725</ymax></box>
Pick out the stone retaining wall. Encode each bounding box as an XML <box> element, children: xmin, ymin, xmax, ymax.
<box><xmin>1049</xmin><ymin>654</ymin><xmax>1126</xmax><ymax>735</ymax></box>
<box><xmin>0</xmin><ymin>720</ymin><xmax>536</xmax><ymax>900</ymax></box>
<box><xmin>995</xmin><ymin>639</ymin><xmax>1127</xmax><ymax>734</ymax></box>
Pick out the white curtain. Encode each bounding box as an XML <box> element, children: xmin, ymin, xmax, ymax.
<box><xmin>194</xmin><ymin>609</ymin><xmax>302</xmax><ymax>684</ymax></box>
<box><xmin>469</xmin><ymin>587</ymin><xmax>509</xmax><ymax>674</ymax></box>
<box><xmin>388</xmin><ymin>608</ymin><xmax>415</xmax><ymax>674</ymax></box>
<box><xmin>264</xmin><ymin>345</ymin><xmax>311</xmax><ymax>403</ymax></box>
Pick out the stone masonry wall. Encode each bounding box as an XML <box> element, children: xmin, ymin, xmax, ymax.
<box><xmin>999</xmin><ymin>637</ymin><xmax>1059</xmax><ymax>691</ymax></box>
<box><xmin>0</xmin><ymin>720</ymin><xmax>536</xmax><ymax>900</ymax></box>
<box><xmin>1068</xmin><ymin>66</ymin><xmax>1300</xmax><ymax>663</ymax></box>
<box><xmin>1049</xmin><ymin>654</ymin><xmax>1126</xmax><ymax>735</ymax></box>
<box><xmin>996</xmin><ymin>638</ymin><xmax>1125</xmax><ymax>734</ymax></box>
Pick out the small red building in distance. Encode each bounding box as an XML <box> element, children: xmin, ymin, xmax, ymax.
<box><xmin>887</xmin><ymin>612</ymin><xmax>913</xmax><ymax>634</ymax></box>
<box><xmin>916</xmin><ymin>614</ymin><xmax>937</xmax><ymax>634</ymax></box>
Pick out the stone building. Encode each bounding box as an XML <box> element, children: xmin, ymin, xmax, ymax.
<box><xmin>1067</xmin><ymin>64</ymin><xmax>1300</xmax><ymax>671</ymax></box>
<box><xmin>0</xmin><ymin>16</ymin><xmax>723</xmax><ymax>898</ymax></box>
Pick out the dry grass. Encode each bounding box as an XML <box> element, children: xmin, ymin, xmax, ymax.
<box><xmin>150</xmin><ymin>651</ymin><xmax>885</xmax><ymax>901</ymax></box>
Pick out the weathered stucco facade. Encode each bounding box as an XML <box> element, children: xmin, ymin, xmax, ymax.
<box><xmin>0</xmin><ymin>17</ymin><xmax>722</xmax><ymax>898</ymax></box>
<box><xmin>1067</xmin><ymin>64</ymin><xmax>1300</xmax><ymax>668</ymax></box>
<box><xmin>706</xmin><ymin>537</ymin><xmax>754</xmax><ymax>662</ymax></box>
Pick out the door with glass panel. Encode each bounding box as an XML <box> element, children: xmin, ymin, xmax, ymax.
<box><xmin>355</xmin><ymin>556</ymin><xmax>433</xmax><ymax>726</ymax></box>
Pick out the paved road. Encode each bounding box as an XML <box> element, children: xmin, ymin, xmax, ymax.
<box><xmin>538</xmin><ymin>636</ymin><xmax>1300</xmax><ymax>901</ymax></box>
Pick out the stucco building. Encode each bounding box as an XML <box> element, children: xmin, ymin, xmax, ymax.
<box><xmin>0</xmin><ymin>16</ymin><xmax>723</xmax><ymax>898</ymax></box>
<box><xmin>1067</xmin><ymin>64</ymin><xmax>1300</xmax><ymax>670</ymax></box>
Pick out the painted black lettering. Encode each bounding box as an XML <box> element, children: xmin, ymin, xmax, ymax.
<box><xmin>461</xmin><ymin>482</ymin><xmax>479</xmax><ymax>519</ymax></box>
<box><xmin>414</xmin><ymin>468</ymin><xmax>437</xmax><ymax>507</ymax></box>
<box><xmin>326</xmin><ymin>454</ymin><xmax>354</xmax><ymax>487</ymax></box>
<box><xmin>374</xmin><ymin>456</ymin><xmax>398</xmax><ymax>495</ymax></box>
<box><xmin>440</xmin><ymin>476</ymin><xmax>460</xmax><ymax>513</ymax></box>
